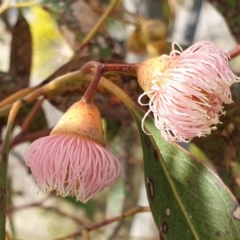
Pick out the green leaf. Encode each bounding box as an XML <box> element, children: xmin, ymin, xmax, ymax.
<box><xmin>131</xmin><ymin>108</ymin><xmax>240</xmax><ymax>239</ymax></box>
<box><xmin>192</xmin><ymin>100</ymin><xmax>240</xmax><ymax>199</ymax></box>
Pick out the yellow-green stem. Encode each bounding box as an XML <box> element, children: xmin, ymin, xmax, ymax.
<box><xmin>0</xmin><ymin>87</ymin><xmax>38</xmax><ymax>109</ymax></box>
<box><xmin>0</xmin><ymin>71</ymin><xmax>82</xmax><ymax>118</ymax></box>
<box><xmin>0</xmin><ymin>100</ymin><xmax>21</xmax><ymax>239</ymax></box>
<box><xmin>0</xmin><ymin>0</ymin><xmax>37</xmax><ymax>15</ymax></box>
<box><xmin>8</xmin><ymin>2</ymin><xmax>37</xmax><ymax>9</ymax></box>
<box><xmin>0</xmin><ymin>0</ymin><xmax>11</xmax><ymax>15</ymax></box>
<box><xmin>80</xmin><ymin>0</ymin><xmax>122</xmax><ymax>50</ymax></box>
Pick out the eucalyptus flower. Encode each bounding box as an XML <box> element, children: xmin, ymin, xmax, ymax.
<box><xmin>137</xmin><ymin>41</ymin><xmax>239</xmax><ymax>142</ymax></box>
<box><xmin>24</xmin><ymin>99</ymin><xmax>122</xmax><ymax>202</ymax></box>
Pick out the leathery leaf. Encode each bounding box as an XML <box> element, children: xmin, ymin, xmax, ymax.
<box><xmin>131</xmin><ymin>108</ymin><xmax>240</xmax><ymax>240</ymax></box>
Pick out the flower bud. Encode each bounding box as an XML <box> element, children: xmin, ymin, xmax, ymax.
<box><xmin>24</xmin><ymin>99</ymin><xmax>122</xmax><ymax>202</ymax></box>
<box><xmin>51</xmin><ymin>99</ymin><xmax>105</xmax><ymax>146</ymax></box>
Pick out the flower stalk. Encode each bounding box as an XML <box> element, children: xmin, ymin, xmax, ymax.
<box><xmin>81</xmin><ymin>61</ymin><xmax>138</xmax><ymax>101</ymax></box>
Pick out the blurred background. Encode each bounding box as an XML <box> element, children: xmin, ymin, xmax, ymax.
<box><xmin>0</xmin><ymin>0</ymin><xmax>240</xmax><ymax>239</ymax></box>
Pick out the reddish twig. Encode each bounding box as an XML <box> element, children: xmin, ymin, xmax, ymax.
<box><xmin>39</xmin><ymin>205</ymin><xmax>91</xmax><ymax>225</ymax></box>
<box><xmin>54</xmin><ymin>205</ymin><xmax>150</xmax><ymax>240</ymax></box>
<box><xmin>81</xmin><ymin>61</ymin><xmax>138</xmax><ymax>102</ymax></box>
<box><xmin>21</xmin><ymin>97</ymin><xmax>45</xmax><ymax>134</ymax></box>
<box><xmin>0</xmin><ymin>129</ymin><xmax>51</xmax><ymax>154</ymax></box>
<box><xmin>229</xmin><ymin>44</ymin><xmax>240</xmax><ymax>59</ymax></box>
<box><xmin>7</xmin><ymin>196</ymin><xmax>91</xmax><ymax>226</ymax></box>
<box><xmin>7</xmin><ymin>196</ymin><xmax>49</xmax><ymax>216</ymax></box>
<box><xmin>81</xmin><ymin>229</ymin><xmax>91</xmax><ymax>240</ymax></box>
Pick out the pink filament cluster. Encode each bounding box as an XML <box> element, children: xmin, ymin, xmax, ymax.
<box><xmin>24</xmin><ymin>134</ymin><xmax>122</xmax><ymax>202</ymax></box>
<box><xmin>139</xmin><ymin>41</ymin><xmax>239</xmax><ymax>142</ymax></box>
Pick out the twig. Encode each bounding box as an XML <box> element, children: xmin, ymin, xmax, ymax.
<box><xmin>82</xmin><ymin>229</ymin><xmax>91</xmax><ymax>240</ymax></box>
<box><xmin>91</xmin><ymin>6</ymin><xmax>141</xmax><ymax>26</ymax></box>
<box><xmin>54</xmin><ymin>206</ymin><xmax>150</xmax><ymax>240</ymax></box>
<box><xmin>0</xmin><ymin>70</ymin><xmax>82</xmax><ymax>117</ymax></box>
<box><xmin>7</xmin><ymin>196</ymin><xmax>91</xmax><ymax>226</ymax></box>
<box><xmin>81</xmin><ymin>61</ymin><xmax>137</xmax><ymax>101</ymax></box>
<box><xmin>0</xmin><ymin>87</ymin><xmax>38</xmax><ymax>109</ymax></box>
<box><xmin>79</xmin><ymin>0</ymin><xmax>122</xmax><ymax>51</ymax></box>
<box><xmin>0</xmin><ymin>1</ymin><xmax>37</xmax><ymax>15</ymax></box>
<box><xmin>0</xmin><ymin>0</ymin><xmax>11</xmax><ymax>15</ymax></box>
<box><xmin>7</xmin><ymin>1</ymin><xmax>37</xmax><ymax>9</ymax></box>
<box><xmin>21</xmin><ymin>97</ymin><xmax>45</xmax><ymax>134</ymax></box>
<box><xmin>9</xmin><ymin>128</ymin><xmax>52</xmax><ymax>150</ymax></box>
<box><xmin>229</xmin><ymin>44</ymin><xmax>240</xmax><ymax>59</ymax></box>
<box><xmin>0</xmin><ymin>128</ymin><xmax>51</xmax><ymax>154</ymax></box>
<box><xmin>7</xmin><ymin>196</ymin><xmax>49</xmax><ymax>216</ymax></box>
<box><xmin>39</xmin><ymin>205</ymin><xmax>90</xmax><ymax>226</ymax></box>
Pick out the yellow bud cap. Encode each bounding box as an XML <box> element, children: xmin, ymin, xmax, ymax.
<box><xmin>51</xmin><ymin>99</ymin><xmax>105</xmax><ymax>146</ymax></box>
<box><xmin>137</xmin><ymin>57</ymin><xmax>166</xmax><ymax>93</ymax></box>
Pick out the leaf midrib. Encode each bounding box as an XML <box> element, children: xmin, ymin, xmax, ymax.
<box><xmin>146</xmin><ymin>122</ymin><xmax>200</xmax><ymax>240</ymax></box>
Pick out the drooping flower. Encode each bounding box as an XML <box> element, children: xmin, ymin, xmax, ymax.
<box><xmin>24</xmin><ymin>99</ymin><xmax>122</xmax><ymax>203</ymax></box>
<box><xmin>137</xmin><ymin>41</ymin><xmax>239</xmax><ymax>142</ymax></box>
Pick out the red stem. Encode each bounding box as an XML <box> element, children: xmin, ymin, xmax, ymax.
<box><xmin>81</xmin><ymin>62</ymin><xmax>138</xmax><ymax>102</ymax></box>
<box><xmin>229</xmin><ymin>44</ymin><xmax>240</xmax><ymax>59</ymax></box>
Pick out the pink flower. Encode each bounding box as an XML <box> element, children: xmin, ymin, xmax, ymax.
<box><xmin>24</xmin><ymin>134</ymin><xmax>121</xmax><ymax>202</ymax></box>
<box><xmin>24</xmin><ymin>100</ymin><xmax>122</xmax><ymax>202</ymax></box>
<box><xmin>137</xmin><ymin>41</ymin><xmax>239</xmax><ymax>142</ymax></box>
